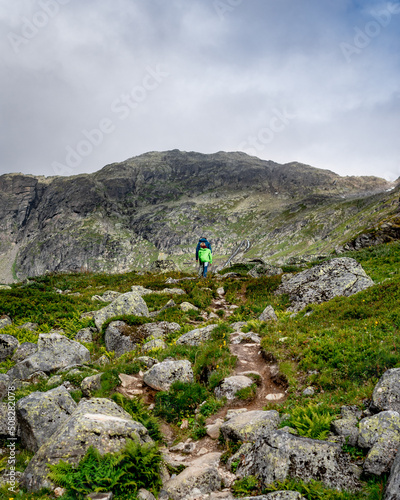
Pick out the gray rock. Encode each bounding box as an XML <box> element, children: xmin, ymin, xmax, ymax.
<box><xmin>248</xmin><ymin>263</ymin><xmax>283</xmax><ymax>278</ymax></box>
<box><xmin>0</xmin><ymin>315</ymin><xmax>12</xmax><ymax>329</ymax></box>
<box><xmin>75</xmin><ymin>327</ymin><xmax>95</xmax><ymax>343</ymax></box>
<box><xmin>131</xmin><ymin>285</ymin><xmax>155</xmax><ymax>295</ymax></box>
<box><xmin>275</xmin><ymin>257</ymin><xmax>374</xmax><ymax>312</ymax></box>
<box><xmin>384</xmin><ymin>447</ymin><xmax>400</xmax><ymax>500</ymax></box>
<box><xmin>258</xmin><ymin>305</ymin><xmax>278</xmax><ymax>322</ymax></box>
<box><xmin>95</xmin><ymin>354</ymin><xmax>111</xmax><ymax>366</ymax></box>
<box><xmin>0</xmin><ymin>373</ymin><xmax>10</xmax><ymax>401</ymax></box>
<box><xmin>143</xmin><ymin>360</ymin><xmax>194</xmax><ymax>391</ymax></box>
<box><xmin>180</xmin><ymin>301</ymin><xmax>199</xmax><ymax>312</ymax></box>
<box><xmin>242</xmin><ymin>494</ymin><xmax>306</xmax><ymax>500</ymax></box>
<box><xmin>163</xmin><ymin>452</ymin><xmax>222</xmax><ymax>500</ymax></box>
<box><xmin>332</xmin><ymin>417</ymin><xmax>359</xmax><ymax>447</ymax></box>
<box><xmin>21</xmin><ymin>398</ymin><xmax>152</xmax><ymax>491</ymax></box>
<box><xmin>93</xmin><ymin>291</ymin><xmax>149</xmax><ymax>330</ymax></box>
<box><xmin>104</xmin><ymin>321</ymin><xmax>138</xmax><ymax>358</ymax></box>
<box><xmin>17</xmin><ymin>322</ymin><xmax>38</xmax><ymax>331</ymax></box>
<box><xmin>81</xmin><ymin>374</ymin><xmax>102</xmax><ymax>398</ymax></box>
<box><xmin>137</xmin><ymin>321</ymin><xmax>181</xmax><ymax>339</ymax></box>
<box><xmin>176</xmin><ymin>324</ymin><xmax>218</xmax><ymax>346</ymax></box>
<box><xmin>137</xmin><ymin>489</ymin><xmax>157</xmax><ymax>500</ymax></box>
<box><xmin>371</xmin><ymin>368</ymin><xmax>400</xmax><ymax>413</ymax></box>
<box><xmin>16</xmin><ymin>385</ymin><xmax>77</xmax><ymax>452</ymax></box>
<box><xmin>135</xmin><ymin>356</ymin><xmax>159</xmax><ymax>368</ymax></box>
<box><xmin>236</xmin><ymin>430</ymin><xmax>360</xmax><ymax>491</ymax></box>
<box><xmin>142</xmin><ymin>338</ymin><xmax>167</xmax><ymax>354</ymax></box>
<box><xmin>231</xmin><ymin>332</ymin><xmax>261</xmax><ymax>344</ymax></box>
<box><xmin>221</xmin><ymin>410</ymin><xmax>280</xmax><ymax>442</ymax></box>
<box><xmin>215</xmin><ymin>375</ymin><xmax>254</xmax><ymax>400</ymax></box>
<box><xmin>358</xmin><ymin>411</ymin><xmax>400</xmax><ymax>475</ymax></box>
<box><xmin>11</xmin><ymin>342</ymin><xmax>37</xmax><ymax>362</ymax></box>
<box><xmin>7</xmin><ymin>333</ymin><xmax>90</xmax><ymax>380</ymax></box>
<box><xmin>0</xmin><ymin>334</ymin><xmax>19</xmax><ymax>361</ymax></box>
<box><xmin>150</xmin><ymin>260</ymin><xmax>179</xmax><ymax>273</ymax></box>
<box><xmin>86</xmin><ymin>493</ymin><xmax>114</xmax><ymax>500</ymax></box>
<box><xmin>302</xmin><ymin>386</ymin><xmax>315</xmax><ymax>396</ymax></box>
<box><xmin>159</xmin><ymin>288</ymin><xmax>186</xmax><ymax>295</ymax></box>
<box><xmin>0</xmin><ymin>401</ymin><xmax>19</xmax><ymax>436</ymax></box>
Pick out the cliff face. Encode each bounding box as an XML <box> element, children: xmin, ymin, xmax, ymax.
<box><xmin>0</xmin><ymin>150</ymin><xmax>396</xmax><ymax>282</ymax></box>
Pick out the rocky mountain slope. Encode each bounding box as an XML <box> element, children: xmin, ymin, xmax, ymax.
<box><xmin>0</xmin><ymin>150</ymin><xmax>397</xmax><ymax>282</ymax></box>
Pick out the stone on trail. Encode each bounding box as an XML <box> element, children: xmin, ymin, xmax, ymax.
<box><xmin>214</xmin><ymin>375</ymin><xmax>254</xmax><ymax>400</ymax></box>
<box><xmin>143</xmin><ymin>359</ymin><xmax>194</xmax><ymax>391</ymax></box>
<box><xmin>176</xmin><ymin>324</ymin><xmax>218</xmax><ymax>346</ymax></box>
<box><xmin>220</xmin><ymin>410</ymin><xmax>280</xmax><ymax>442</ymax></box>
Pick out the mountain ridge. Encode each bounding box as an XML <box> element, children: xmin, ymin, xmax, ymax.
<box><xmin>0</xmin><ymin>150</ymin><xmax>397</xmax><ymax>282</ymax></box>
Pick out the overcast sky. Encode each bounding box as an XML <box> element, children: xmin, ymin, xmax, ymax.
<box><xmin>1</xmin><ymin>0</ymin><xmax>399</xmax><ymax>180</ymax></box>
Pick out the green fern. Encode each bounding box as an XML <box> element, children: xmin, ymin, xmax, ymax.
<box><xmin>285</xmin><ymin>404</ymin><xmax>334</xmax><ymax>440</ymax></box>
<box><xmin>48</xmin><ymin>439</ymin><xmax>162</xmax><ymax>499</ymax></box>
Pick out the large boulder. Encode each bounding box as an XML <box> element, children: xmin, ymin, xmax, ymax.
<box><xmin>93</xmin><ymin>291</ymin><xmax>149</xmax><ymax>330</ymax></box>
<box><xmin>358</xmin><ymin>411</ymin><xmax>400</xmax><ymax>475</ymax></box>
<box><xmin>137</xmin><ymin>321</ymin><xmax>181</xmax><ymax>339</ymax></box>
<box><xmin>370</xmin><ymin>368</ymin><xmax>400</xmax><ymax>413</ymax></box>
<box><xmin>220</xmin><ymin>410</ymin><xmax>280</xmax><ymax>442</ymax></box>
<box><xmin>12</xmin><ymin>342</ymin><xmax>37</xmax><ymax>362</ymax></box>
<box><xmin>176</xmin><ymin>324</ymin><xmax>218</xmax><ymax>346</ymax></box>
<box><xmin>384</xmin><ymin>448</ymin><xmax>400</xmax><ymax>500</ymax></box>
<box><xmin>0</xmin><ymin>373</ymin><xmax>10</xmax><ymax>401</ymax></box>
<box><xmin>236</xmin><ymin>430</ymin><xmax>360</xmax><ymax>492</ymax></box>
<box><xmin>275</xmin><ymin>257</ymin><xmax>374</xmax><ymax>312</ymax></box>
<box><xmin>248</xmin><ymin>263</ymin><xmax>283</xmax><ymax>278</ymax></box>
<box><xmin>21</xmin><ymin>398</ymin><xmax>152</xmax><ymax>491</ymax></box>
<box><xmin>143</xmin><ymin>360</ymin><xmax>194</xmax><ymax>391</ymax></box>
<box><xmin>16</xmin><ymin>386</ymin><xmax>77</xmax><ymax>452</ymax></box>
<box><xmin>258</xmin><ymin>305</ymin><xmax>278</xmax><ymax>322</ymax></box>
<box><xmin>7</xmin><ymin>333</ymin><xmax>90</xmax><ymax>380</ymax></box>
<box><xmin>0</xmin><ymin>334</ymin><xmax>19</xmax><ymax>361</ymax></box>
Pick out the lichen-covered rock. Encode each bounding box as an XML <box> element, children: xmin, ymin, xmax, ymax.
<box><xmin>159</xmin><ymin>288</ymin><xmax>186</xmax><ymax>295</ymax></box>
<box><xmin>0</xmin><ymin>315</ymin><xmax>12</xmax><ymax>329</ymax></box>
<box><xmin>242</xmin><ymin>493</ymin><xmax>306</xmax><ymax>500</ymax></box>
<box><xmin>248</xmin><ymin>263</ymin><xmax>283</xmax><ymax>278</ymax></box>
<box><xmin>0</xmin><ymin>334</ymin><xmax>19</xmax><ymax>361</ymax></box>
<box><xmin>220</xmin><ymin>410</ymin><xmax>280</xmax><ymax>442</ymax></box>
<box><xmin>11</xmin><ymin>342</ymin><xmax>37</xmax><ymax>362</ymax></box>
<box><xmin>358</xmin><ymin>411</ymin><xmax>400</xmax><ymax>475</ymax></box>
<box><xmin>17</xmin><ymin>322</ymin><xmax>38</xmax><ymax>331</ymax></box>
<box><xmin>21</xmin><ymin>398</ymin><xmax>152</xmax><ymax>491</ymax></box>
<box><xmin>0</xmin><ymin>373</ymin><xmax>10</xmax><ymax>401</ymax></box>
<box><xmin>7</xmin><ymin>333</ymin><xmax>90</xmax><ymax>380</ymax></box>
<box><xmin>236</xmin><ymin>430</ymin><xmax>360</xmax><ymax>491</ymax></box>
<box><xmin>275</xmin><ymin>257</ymin><xmax>374</xmax><ymax>312</ymax></box>
<box><xmin>137</xmin><ymin>321</ymin><xmax>181</xmax><ymax>339</ymax></box>
<box><xmin>0</xmin><ymin>401</ymin><xmax>19</xmax><ymax>436</ymax></box>
<box><xmin>231</xmin><ymin>332</ymin><xmax>262</xmax><ymax>344</ymax></box>
<box><xmin>143</xmin><ymin>360</ymin><xmax>194</xmax><ymax>391</ymax></box>
<box><xmin>258</xmin><ymin>305</ymin><xmax>278</xmax><ymax>322</ymax></box>
<box><xmin>74</xmin><ymin>327</ymin><xmax>95</xmax><ymax>343</ymax></box>
<box><xmin>384</xmin><ymin>448</ymin><xmax>400</xmax><ymax>500</ymax></box>
<box><xmin>16</xmin><ymin>386</ymin><xmax>77</xmax><ymax>452</ymax></box>
<box><xmin>81</xmin><ymin>373</ymin><xmax>102</xmax><ymax>397</ymax></box>
<box><xmin>163</xmin><ymin>452</ymin><xmax>222</xmax><ymax>500</ymax></box>
<box><xmin>104</xmin><ymin>321</ymin><xmax>138</xmax><ymax>358</ymax></box>
<box><xmin>141</xmin><ymin>338</ymin><xmax>167</xmax><ymax>354</ymax></box>
<box><xmin>93</xmin><ymin>291</ymin><xmax>149</xmax><ymax>330</ymax></box>
<box><xmin>215</xmin><ymin>375</ymin><xmax>254</xmax><ymax>400</ymax></box>
<box><xmin>176</xmin><ymin>324</ymin><xmax>218</xmax><ymax>346</ymax></box>
<box><xmin>371</xmin><ymin>368</ymin><xmax>400</xmax><ymax>413</ymax></box>
<box><xmin>331</xmin><ymin>406</ymin><xmax>361</xmax><ymax>446</ymax></box>
<box><xmin>180</xmin><ymin>301</ymin><xmax>199</xmax><ymax>312</ymax></box>
<box><xmin>135</xmin><ymin>356</ymin><xmax>159</xmax><ymax>368</ymax></box>
<box><xmin>150</xmin><ymin>260</ymin><xmax>179</xmax><ymax>273</ymax></box>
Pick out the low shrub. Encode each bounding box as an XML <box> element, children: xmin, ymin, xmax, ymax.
<box><xmin>284</xmin><ymin>404</ymin><xmax>335</xmax><ymax>440</ymax></box>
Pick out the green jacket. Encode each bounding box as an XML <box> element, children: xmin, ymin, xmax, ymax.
<box><xmin>198</xmin><ymin>247</ymin><xmax>212</xmax><ymax>263</ymax></box>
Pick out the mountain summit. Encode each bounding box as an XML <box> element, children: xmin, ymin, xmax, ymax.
<box><xmin>0</xmin><ymin>150</ymin><xmax>396</xmax><ymax>282</ymax></box>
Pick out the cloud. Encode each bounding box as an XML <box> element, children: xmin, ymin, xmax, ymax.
<box><xmin>0</xmin><ymin>0</ymin><xmax>399</xmax><ymax>180</ymax></box>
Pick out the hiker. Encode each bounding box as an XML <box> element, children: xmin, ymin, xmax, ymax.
<box><xmin>197</xmin><ymin>242</ymin><xmax>212</xmax><ymax>278</ymax></box>
<box><xmin>196</xmin><ymin>237</ymin><xmax>212</xmax><ymax>277</ymax></box>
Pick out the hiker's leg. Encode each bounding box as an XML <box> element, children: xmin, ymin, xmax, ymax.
<box><xmin>198</xmin><ymin>262</ymin><xmax>203</xmax><ymax>277</ymax></box>
<box><xmin>203</xmin><ymin>262</ymin><xmax>208</xmax><ymax>278</ymax></box>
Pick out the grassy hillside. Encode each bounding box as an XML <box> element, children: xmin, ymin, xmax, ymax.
<box><xmin>1</xmin><ymin>240</ymin><xmax>399</xmax><ymax>498</ymax></box>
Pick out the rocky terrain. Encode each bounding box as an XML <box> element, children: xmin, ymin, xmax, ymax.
<box><xmin>0</xmin><ymin>150</ymin><xmax>398</xmax><ymax>283</ymax></box>
<box><xmin>1</xmin><ymin>244</ymin><xmax>400</xmax><ymax>499</ymax></box>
